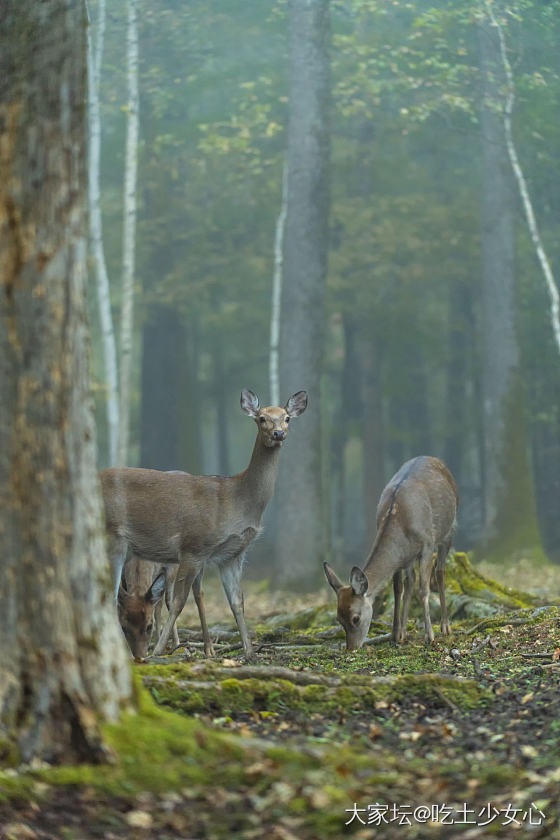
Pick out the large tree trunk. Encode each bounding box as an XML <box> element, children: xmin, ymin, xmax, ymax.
<box><xmin>273</xmin><ymin>0</ymin><xmax>331</xmax><ymax>587</ymax></box>
<box><xmin>477</xmin><ymin>17</ymin><xmax>541</xmax><ymax>559</ymax></box>
<box><xmin>0</xmin><ymin>0</ymin><xmax>132</xmax><ymax>765</ymax></box>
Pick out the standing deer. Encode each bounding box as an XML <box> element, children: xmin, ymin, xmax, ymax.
<box><xmin>324</xmin><ymin>456</ymin><xmax>458</xmax><ymax>652</ymax></box>
<box><xmin>101</xmin><ymin>388</ymin><xmax>308</xmax><ymax>659</ymax></box>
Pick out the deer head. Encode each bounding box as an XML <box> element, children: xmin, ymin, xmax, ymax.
<box><xmin>240</xmin><ymin>389</ymin><xmax>308</xmax><ymax>447</ymax></box>
<box><xmin>117</xmin><ymin>570</ymin><xmax>167</xmax><ymax>661</ymax></box>
<box><xmin>323</xmin><ymin>563</ymin><xmax>373</xmax><ymax>651</ymax></box>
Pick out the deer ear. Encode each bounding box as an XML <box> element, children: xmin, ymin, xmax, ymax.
<box><xmin>324</xmin><ymin>562</ymin><xmax>343</xmax><ymax>594</ymax></box>
<box><xmin>240</xmin><ymin>389</ymin><xmax>260</xmax><ymax>418</ymax></box>
<box><xmin>285</xmin><ymin>390</ymin><xmax>308</xmax><ymax>417</ymax></box>
<box><xmin>350</xmin><ymin>566</ymin><xmax>369</xmax><ymax>597</ymax></box>
<box><xmin>146</xmin><ymin>571</ymin><xmax>166</xmax><ymax>605</ymax></box>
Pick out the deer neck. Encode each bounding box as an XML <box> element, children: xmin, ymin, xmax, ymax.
<box><xmin>238</xmin><ymin>434</ymin><xmax>281</xmax><ymax>521</ymax></box>
<box><xmin>363</xmin><ymin>528</ymin><xmax>404</xmax><ymax>600</ymax></box>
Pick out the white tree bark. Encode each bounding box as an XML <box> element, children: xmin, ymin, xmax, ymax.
<box><xmin>486</xmin><ymin>0</ymin><xmax>560</xmax><ymax>356</ymax></box>
<box><xmin>87</xmin><ymin>0</ymin><xmax>120</xmax><ymax>466</ymax></box>
<box><xmin>118</xmin><ymin>0</ymin><xmax>140</xmax><ymax>466</ymax></box>
<box><xmin>269</xmin><ymin>163</ymin><xmax>288</xmax><ymax>406</ymax></box>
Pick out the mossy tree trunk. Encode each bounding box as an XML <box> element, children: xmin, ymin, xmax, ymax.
<box><xmin>0</xmin><ymin>0</ymin><xmax>133</xmax><ymax>765</ymax></box>
<box><xmin>477</xmin><ymin>16</ymin><xmax>541</xmax><ymax>561</ymax></box>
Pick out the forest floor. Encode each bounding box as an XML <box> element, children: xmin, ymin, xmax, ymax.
<box><xmin>1</xmin><ymin>554</ymin><xmax>559</xmax><ymax>840</ymax></box>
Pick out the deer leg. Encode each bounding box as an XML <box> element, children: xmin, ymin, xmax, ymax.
<box><xmin>392</xmin><ymin>571</ymin><xmax>403</xmax><ymax>642</ymax></box>
<box><xmin>436</xmin><ymin>538</ymin><xmax>452</xmax><ymax>636</ymax></box>
<box><xmin>154</xmin><ymin>599</ymin><xmax>163</xmax><ymax>641</ymax></box>
<box><xmin>163</xmin><ymin>565</ymin><xmax>180</xmax><ymax>649</ymax></box>
<box><xmin>192</xmin><ymin>569</ymin><xmax>214</xmax><ymax>657</ymax></box>
<box><xmin>219</xmin><ymin>554</ymin><xmax>253</xmax><ymax>660</ymax></box>
<box><xmin>152</xmin><ymin>559</ymin><xmax>198</xmax><ymax>656</ymax></box>
<box><xmin>108</xmin><ymin>537</ymin><xmax>128</xmax><ymax>601</ymax></box>
<box><xmin>418</xmin><ymin>546</ymin><xmax>435</xmax><ymax>645</ymax></box>
<box><xmin>399</xmin><ymin>566</ymin><xmax>416</xmax><ymax>643</ymax></box>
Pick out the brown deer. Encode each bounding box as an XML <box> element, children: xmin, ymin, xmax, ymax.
<box><xmin>117</xmin><ymin>557</ymin><xmax>167</xmax><ymax>661</ymax></box>
<box><xmin>117</xmin><ymin>558</ymin><xmax>213</xmax><ymax>659</ymax></box>
<box><xmin>101</xmin><ymin>388</ymin><xmax>308</xmax><ymax>659</ymax></box>
<box><xmin>117</xmin><ymin>469</ymin><xmax>216</xmax><ymax>659</ymax></box>
<box><xmin>324</xmin><ymin>456</ymin><xmax>458</xmax><ymax>651</ymax></box>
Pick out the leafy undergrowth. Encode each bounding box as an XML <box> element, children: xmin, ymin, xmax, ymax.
<box><xmin>1</xmin><ymin>555</ymin><xmax>560</xmax><ymax>839</ymax></box>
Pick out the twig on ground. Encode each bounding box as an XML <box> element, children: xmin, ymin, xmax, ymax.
<box><xmin>363</xmin><ymin>633</ymin><xmax>393</xmax><ymax>646</ymax></box>
<box><xmin>466</xmin><ymin>618</ymin><xmax>530</xmax><ymax>636</ymax></box>
<box><xmin>434</xmin><ymin>687</ymin><xmax>460</xmax><ymax>713</ymax></box>
<box><xmin>471</xmin><ymin>635</ymin><xmax>491</xmax><ymax>654</ymax></box>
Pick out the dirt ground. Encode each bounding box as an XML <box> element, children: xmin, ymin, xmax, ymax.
<box><xmin>1</xmin><ymin>558</ymin><xmax>559</xmax><ymax>840</ymax></box>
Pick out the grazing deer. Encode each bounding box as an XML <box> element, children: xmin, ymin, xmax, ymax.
<box><xmin>118</xmin><ymin>558</ymin><xmax>214</xmax><ymax>659</ymax></box>
<box><xmin>324</xmin><ymin>456</ymin><xmax>458</xmax><ymax>651</ymax></box>
<box><xmin>101</xmin><ymin>388</ymin><xmax>308</xmax><ymax>659</ymax></box>
<box><xmin>117</xmin><ymin>470</ymin><xmax>216</xmax><ymax>659</ymax></box>
<box><xmin>117</xmin><ymin>556</ymin><xmax>167</xmax><ymax>661</ymax></box>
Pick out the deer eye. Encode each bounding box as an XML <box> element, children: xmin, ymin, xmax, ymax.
<box><xmin>352</xmin><ymin>615</ymin><xmax>360</xmax><ymax>626</ymax></box>
<box><xmin>285</xmin><ymin>416</ymin><xmax>290</xmax><ymax>423</ymax></box>
<box><xmin>259</xmin><ymin>416</ymin><xmax>266</xmax><ymax>424</ymax></box>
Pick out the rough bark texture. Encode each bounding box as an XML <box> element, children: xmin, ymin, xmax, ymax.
<box><xmin>0</xmin><ymin>0</ymin><xmax>132</xmax><ymax>764</ymax></box>
<box><xmin>273</xmin><ymin>0</ymin><xmax>331</xmax><ymax>586</ymax></box>
<box><xmin>478</xmin><ymin>18</ymin><xmax>540</xmax><ymax>559</ymax></box>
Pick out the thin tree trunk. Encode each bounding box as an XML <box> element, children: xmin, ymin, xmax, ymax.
<box><xmin>485</xmin><ymin>0</ymin><xmax>560</xmax><ymax>356</ymax></box>
<box><xmin>477</xmin><ymin>15</ymin><xmax>540</xmax><ymax>557</ymax></box>
<box><xmin>118</xmin><ymin>0</ymin><xmax>140</xmax><ymax>466</ymax></box>
<box><xmin>213</xmin><ymin>331</ymin><xmax>230</xmax><ymax>475</ymax></box>
<box><xmin>0</xmin><ymin>0</ymin><xmax>132</xmax><ymax>764</ymax></box>
<box><xmin>444</xmin><ymin>276</ymin><xmax>471</xmax><ymax>490</ymax></box>
<box><xmin>269</xmin><ymin>163</ymin><xmax>288</xmax><ymax>406</ymax></box>
<box><xmin>87</xmin><ymin>0</ymin><xmax>119</xmax><ymax>466</ymax></box>
<box><xmin>360</xmin><ymin>333</ymin><xmax>385</xmax><ymax>549</ymax></box>
<box><xmin>273</xmin><ymin>0</ymin><xmax>331</xmax><ymax>587</ymax></box>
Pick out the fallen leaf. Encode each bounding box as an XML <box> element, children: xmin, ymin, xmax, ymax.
<box><xmin>520</xmin><ymin>744</ymin><xmax>538</xmax><ymax>758</ymax></box>
<box><xmin>368</xmin><ymin>723</ymin><xmax>382</xmax><ymax>740</ymax></box>
<box><xmin>3</xmin><ymin>824</ymin><xmax>38</xmax><ymax>840</ymax></box>
<box><xmin>520</xmin><ymin>692</ymin><xmax>534</xmax><ymax>704</ymax></box>
<box><xmin>126</xmin><ymin>810</ymin><xmax>153</xmax><ymax>829</ymax></box>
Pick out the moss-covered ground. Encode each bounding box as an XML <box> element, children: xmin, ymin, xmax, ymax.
<box><xmin>1</xmin><ymin>554</ymin><xmax>559</xmax><ymax>839</ymax></box>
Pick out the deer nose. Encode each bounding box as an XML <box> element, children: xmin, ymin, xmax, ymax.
<box><xmin>273</xmin><ymin>429</ymin><xmax>285</xmax><ymax>441</ymax></box>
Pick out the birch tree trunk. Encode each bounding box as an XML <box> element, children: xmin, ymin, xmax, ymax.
<box><xmin>477</xmin><ymin>15</ymin><xmax>540</xmax><ymax>559</ymax></box>
<box><xmin>118</xmin><ymin>0</ymin><xmax>140</xmax><ymax>466</ymax></box>
<box><xmin>273</xmin><ymin>0</ymin><xmax>331</xmax><ymax>586</ymax></box>
<box><xmin>485</xmin><ymin>0</ymin><xmax>560</xmax><ymax>357</ymax></box>
<box><xmin>0</xmin><ymin>0</ymin><xmax>132</xmax><ymax>764</ymax></box>
<box><xmin>269</xmin><ymin>163</ymin><xmax>288</xmax><ymax>407</ymax></box>
<box><xmin>87</xmin><ymin>0</ymin><xmax>120</xmax><ymax>466</ymax></box>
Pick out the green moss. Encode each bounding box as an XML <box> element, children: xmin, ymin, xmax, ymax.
<box><xmin>447</xmin><ymin>552</ymin><xmax>547</xmax><ymax>610</ymax></box>
<box><xmin>390</xmin><ymin>674</ymin><xmax>485</xmax><ymax>710</ymax></box>
<box><xmin>143</xmin><ymin>666</ymin><xmax>486</xmax><ymax>717</ymax></box>
<box><xmin>0</xmin><ymin>738</ymin><xmax>20</xmax><ymax>769</ymax></box>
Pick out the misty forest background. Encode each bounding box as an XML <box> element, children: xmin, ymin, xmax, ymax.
<box><xmin>89</xmin><ymin>0</ymin><xmax>560</xmax><ymax>588</ymax></box>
